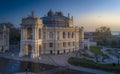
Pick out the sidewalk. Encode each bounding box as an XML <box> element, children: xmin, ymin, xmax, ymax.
<box><xmin>101</xmin><ymin>48</ymin><xmax>120</xmax><ymax>64</ymax></box>
<box><xmin>0</xmin><ymin>53</ymin><xmax>112</xmax><ymax>74</ymax></box>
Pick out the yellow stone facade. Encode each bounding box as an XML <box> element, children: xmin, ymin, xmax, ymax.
<box><xmin>19</xmin><ymin>11</ymin><xmax>84</xmax><ymax>58</ymax></box>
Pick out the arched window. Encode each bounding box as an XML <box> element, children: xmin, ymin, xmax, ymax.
<box><xmin>43</xmin><ymin>32</ymin><xmax>46</xmax><ymax>39</ymax></box>
<box><xmin>49</xmin><ymin>43</ymin><xmax>53</xmax><ymax>47</ymax></box>
<box><xmin>49</xmin><ymin>32</ymin><xmax>54</xmax><ymax>39</ymax></box>
<box><xmin>39</xmin><ymin>29</ymin><xmax>41</xmax><ymax>39</ymax></box>
<box><xmin>72</xmin><ymin>32</ymin><xmax>74</xmax><ymax>38</ymax></box>
<box><xmin>63</xmin><ymin>42</ymin><xmax>66</xmax><ymax>47</ymax></box>
<box><xmin>39</xmin><ymin>45</ymin><xmax>41</xmax><ymax>55</ymax></box>
<box><xmin>57</xmin><ymin>32</ymin><xmax>60</xmax><ymax>40</ymax></box>
<box><xmin>26</xmin><ymin>44</ymin><xmax>32</xmax><ymax>57</ymax></box>
<box><xmin>63</xmin><ymin>32</ymin><xmax>65</xmax><ymax>38</ymax></box>
<box><xmin>68</xmin><ymin>32</ymin><xmax>70</xmax><ymax>38</ymax></box>
<box><xmin>27</xmin><ymin>28</ymin><xmax>32</xmax><ymax>39</ymax></box>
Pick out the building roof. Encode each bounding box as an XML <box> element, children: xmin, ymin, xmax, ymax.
<box><xmin>0</xmin><ymin>24</ymin><xmax>4</xmax><ymax>29</ymax></box>
<box><xmin>0</xmin><ymin>23</ymin><xmax>13</xmax><ymax>29</ymax></box>
<box><xmin>42</xmin><ymin>15</ymin><xmax>69</xmax><ymax>21</ymax></box>
<box><xmin>41</xmin><ymin>10</ymin><xmax>72</xmax><ymax>27</ymax></box>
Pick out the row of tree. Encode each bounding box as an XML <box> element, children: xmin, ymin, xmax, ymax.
<box><xmin>95</xmin><ymin>26</ymin><xmax>120</xmax><ymax>48</ymax></box>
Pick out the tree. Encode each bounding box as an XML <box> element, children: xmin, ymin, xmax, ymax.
<box><xmin>95</xmin><ymin>26</ymin><xmax>112</xmax><ymax>46</ymax></box>
<box><xmin>9</xmin><ymin>28</ymin><xmax>20</xmax><ymax>44</ymax></box>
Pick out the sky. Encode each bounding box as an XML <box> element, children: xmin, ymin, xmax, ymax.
<box><xmin>0</xmin><ymin>0</ymin><xmax>120</xmax><ymax>31</ymax></box>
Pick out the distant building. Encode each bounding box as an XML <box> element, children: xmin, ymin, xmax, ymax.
<box><xmin>84</xmin><ymin>32</ymin><xmax>97</xmax><ymax>42</ymax></box>
<box><xmin>84</xmin><ymin>32</ymin><xmax>97</xmax><ymax>49</ymax></box>
<box><xmin>19</xmin><ymin>10</ymin><xmax>84</xmax><ymax>58</ymax></box>
<box><xmin>0</xmin><ymin>24</ymin><xmax>9</xmax><ymax>52</ymax></box>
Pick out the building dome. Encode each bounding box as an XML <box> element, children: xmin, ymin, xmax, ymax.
<box><xmin>47</xmin><ymin>10</ymin><xmax>54</xmax><ymax>16</ymax></box>
<box><xmin>41</xmin><ymin>10</ymin><xmax>72</xmax><ymax>27</ymax></box>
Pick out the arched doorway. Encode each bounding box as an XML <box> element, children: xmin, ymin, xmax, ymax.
<box><xmin>57</xmin><ymin>50</ymin><xmax>60</xmax><ymax>54</ymax></box>
<box><xmin>28</xmin><ymin>45</ymin><xmax>32</xmax><ymax>57</ymax></box>
<box><xmin>50</xmin><ymin>50</ymin><xmax>53</xmax><ymax>54</ymax></box>
<box><xmin>64</xmin><ymin>50</ymin><xmax>66</xmax><ymax>53</ymax></box>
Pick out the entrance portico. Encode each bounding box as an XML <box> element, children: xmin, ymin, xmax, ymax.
<box><xmin>19</xmin><ymin>11</ymin><xmax>43</xmax><ymax>58</ymax></box>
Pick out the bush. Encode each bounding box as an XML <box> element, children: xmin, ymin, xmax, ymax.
<box><xmin>68</xmin><ymin>57</ymin><xmax>120</xmax><ymax>72</ymax></box>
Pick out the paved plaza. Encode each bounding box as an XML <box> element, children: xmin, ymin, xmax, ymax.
<box><xmin>0</xmin><ymin>52</ymin><xmax>112</xmax><ymax>74</ymax></box>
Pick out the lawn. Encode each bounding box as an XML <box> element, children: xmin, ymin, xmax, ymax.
<box><xmin>89</xmin><ymin>46</ymin><xmax>104</xmax><ymax>56</ymax></box>
<box><xmin>82</xmin><ymin>54</ymin><xmax>94</xmax><ymax>58</ymax></box>
<box><xmin>106</xmin><ymin>49</ymin><xmax>112</xmax><ymax>53</ymax></box>
<box><xmin>68</xmin><ymin>57</ymin><xmax>120</xmax><ymax>73</ymax></box>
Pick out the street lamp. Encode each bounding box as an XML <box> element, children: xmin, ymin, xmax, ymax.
<box><xmin>118</xmin><ymin>56</ymin><xmax>119</xmax><ymax>64</ymax></box>
<box><xmin>118</xmin><ymin>51</ymin><xmax>120</xmax><ymax>64</ymax></box>
<box><xmin>25</xmin><ymin>62</ymin><xmax>30</xmax><ymax>74</ymax></box>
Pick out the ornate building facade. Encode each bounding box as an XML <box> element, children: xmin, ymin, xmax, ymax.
<box><xmin>0</xmin><ymin>24</ymin><xmax>9</xmax><ymax>52</ymax></box>
<box><xmin>19</xmin><ymin>10</ymin><xmax>84</xmax><ymax>58</ymax></box>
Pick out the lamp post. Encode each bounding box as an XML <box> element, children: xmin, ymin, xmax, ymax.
<box><xmin>118</xmin><ymin>56</ymin><xmax>119</xmax><ymax>64</ymax></box>
<box><xmin>118</xmin><ymin>51</ymin><xmax>120</xmax><ymax>64</ymax></box>
<box><xmin>25</xmin><ymin>62</ymin><xmax>28</xmax><ymax>74</ymax></box>
<box><xmin>25</xmin><ymin>62</ymin><xmax>30</xmax><ymax>74</ymax></box>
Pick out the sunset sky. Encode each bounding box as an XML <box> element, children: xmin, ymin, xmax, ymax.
<box><xmin>0</xmin><ymin>0</ymin><xmax>120</xmax><ymax>31</ymax></box>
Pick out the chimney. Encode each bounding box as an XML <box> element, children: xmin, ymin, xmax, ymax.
<box><xmin>31</xmin><ymin>11</ymin><xmax>35</xmax><ymax>17</ymax></box>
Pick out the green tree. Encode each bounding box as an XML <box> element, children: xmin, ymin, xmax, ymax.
<box><xmin>111</xmin><ymin>37</ymin><xmax>119</xmax><ymax>48</ymax></box>
<box><xmin>95</xmin><ymin>26</ymin><xmax>112</xmax><ymax>46</ymax></box>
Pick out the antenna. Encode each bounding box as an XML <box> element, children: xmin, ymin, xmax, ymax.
<box><xmin>31</xmin><ymin>11</ymin><xmax>35</xmax><ymax>17</ymax></box>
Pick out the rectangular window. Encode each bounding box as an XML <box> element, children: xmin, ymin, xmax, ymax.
<box><xmin>43</xmin><ymin>32</ymin><xmax>46</xmax><ymax>39</ymax></box>
<box><xmin>68</xmin><ymin>42</ymin><xmax>70</xmax><ymax>46</ymax></box>
<box><xmin>72</xmin><ymin>32</ymin><xmax>74</xmax><ymax>38</ymax></box>
<box><xmin>68</xmin><ymin>32</ymin><xmax>70</xmax><ymax>38</ymax></box>
<box><xmin>73</xmin><ymin>42</ymin><xmax>75</xmax><ymax>46</ymax></box>
<box><xmin>49</xmin><ymin>43</ymin><xmax>53</xmax><ymax>47</ymax></box>
<box><xmin>63</xmin><ymin>32</ymin><xmax>65</xmax><ymax>38</ymax></box>
<box><xmin>57</xmin><ymin>32</ymin><xmax>59</xmax><ymax>40</ymax></box>
<box><xmin>63</xmin><ymin>42</ymin><xmax>66</xmax><ymax>47</ymax></box>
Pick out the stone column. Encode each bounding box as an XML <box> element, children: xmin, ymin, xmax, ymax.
<box><xmin>23</xmin><ymin>28</ymin><xmax>26</xmax><ymax>40</ymax></box>
<box><xmin>21</xmin><ymin>28</ymin><xmax>23</xmax><ymax>40</ymax></box>
<box><xmin>31</xmin><ymin>44</ymin><xmax>35</xmax><ymax>58</ymax></box>
<box><xmin>32</xmin><ymin>28</ymin><xmax>35</xmax><ymax>40</ymax></box>
<box><xmin>65</xmin><ymin>32</ymin><xmax>67</xmax><ymax>39</ymax></box>
<box><xmin>19</xmin><ymin>43</ymin><xmax>24</xmax><ymax>57</ymax></box>
<box><xmin>35</xmin><ymin>28</ymin><xmax>37</xmax><ymax>40</ymax></box>
<box><xmin>34</xmin><ymin>28</ymin><xmax>36</xmax><ymax>40</ymax></box>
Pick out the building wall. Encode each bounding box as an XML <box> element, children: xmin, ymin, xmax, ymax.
<box><xmin>19</xmin><ymin>14</ymin><xmax>43</xmax><ymax>58</ymax></box>
<box><xmin>20</xmin><ymin>26</ymin><xmax>83</xmax><ymax>57</ymax></box>
<box><xmin>0</xmin><ymin>28</ymin><xmax>9</xmax><ymax>52</ymax></box>
<box><xmin>19</xmin><ymin>12</ymin><xmax>84</xmax><ymax>58</ymax></box>
<box><xmin>42</xmin><ymin>27</ymin><xmax>80</xmax><ymax>54</ymax></box>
